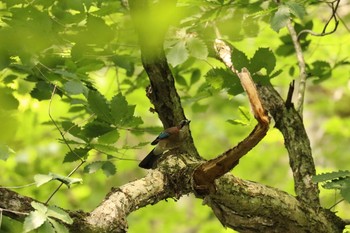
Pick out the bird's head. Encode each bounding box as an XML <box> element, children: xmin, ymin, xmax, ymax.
<box><xmin>178</xmin><ymin>119</ymin><xmax>191</xmax><ymax>129</ymax></box>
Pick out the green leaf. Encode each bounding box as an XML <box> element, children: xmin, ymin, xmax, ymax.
<box><xmin>102</xmin><ymin>161</ymin><xmax>116</xmax><ymax>177</ymax></box>
<box><xmin>98</xmin><ymin>130</ymin><xmax>120</xmax><ymax>144</ymax></box>
<box><xmin>47</xmin><ymin>206</ymin><xmax>73</xmax><ymax>224</ymax></box>
<box><xmin>30</xmin><ymin>81</ymin><xmax>55</xmax><ymax>101</ymax></box>
<box><xmin>286</xmin><ymin>2</ymin><xmax>305</xmax><ymax>19</ymax></box>
<box><xmin>250</xmin><ymin>48</ymin><xmax>276</xmax><ymax>75</ymax></box>
<box><xmin>205</xmin><ymin>68</ymin><xmax>243</xmax><ymax>96</ymax></box>
<box><xmin>322</xmin><ymin>178</ymin><xmax>350</xmax><ymax>190</ymax></box>
<box><xmin>307</xmin><ymin>60</ymin><xmax>332</xmax><ymax>83</ymax></box>
<box><xmin>270</xmin><ymin>5</ymin><xmax>290</xmax><ymax>32</ymax></box>
<box><xmin>37</xmin><ymin>220</ymin><xmax>55</xmax><ymax>233</ymax></box>
<box><xmin>0</xmin><ymin>88</ymin><xmax>19</xmax><ymax>110</ymax></box>
<box><xmin>48</xmin><ymin>218</ymin><xmax>69</xmax><ymax>233</ymax></box>
<box><xmin>23</xmin><ymin>211</ymin><xmax>47</xmax><ymax>233</ymax></box>
<box><xmin>238</xmin><ymin>106</ymin><xmax>251</xmax><ymax>122</ymax></box>
<box><xmin>31</xmin><ymin>202</ymin><xmax>48</xmax><ymax>214</ymax></box>
<box><xmin>49</xmin><ymin>173</ymin><xmax>83</xmax><ymax>187</ymax></box>
<box><xmin>110</xmin><ymin>93</ymin><xmax>135</xmax><ymax>125</ymax></box>
<box><xmin>312</xmin><ymin>170</ymin><xmax>350</xmax><ymax>183</ymax></box>
<box><xmin>340</xmin><ymin>187</ymin><xmax>350</xmax><ymax>204</ymax></box>
<box><xmin>175</xmin><ymin>74</ymin><xmax>187</xmax><ymax>86</ymax></box>
<box><xmin>83</xmin><ymin>121</ymin><xmax>113</xmax><ymax>138</ymax></box>
<box><xmin>0</xmin><ymin>144</ymin><xmax>14</xmax><ymax>161</ymax></box>
<box><xmin>63</xmin><ymin>80</ymin><xmax>85</xmax><ymax>95</ymax></box>
<box><xmin>231</xmin><ymin>47</ymin><xmax>250</xmax><ymax>71</ymax></box>
<box><xmin>90</xmin><ymin>144</ymin><xmax>119</xmax><ymax>156</ymax></box>
<box><xmin>167</xmin><ymin>40</ymin><xmax>189</xmax><ymax>67</ymax></box>
<box><xmin>227</xmin><ymin>119</ymin><xmax>249</xmax><ymax>126</ymax></box>
<box><xmin>63</xmin><ymin>148</ymin><xmax>90</xmax><ymax>163</ymax></box>
<box><xmin>186</xmin><ymin>37</ymin><xmax>208</xmax><ymax>60</ymax></box>
<box><xmin>87</xmin><ymin>90</ymin><xmax>113</xmax><ymax>123</ymax></box>
<box><xmin>34</xmin><ymin>174</ymin><xmax>54</xmax><ymax>187</ymax></box>
<box><xmin>84</xmin><ymin>161</ymin><xmax>104</xmax><ymax>174</ymax></box>
<box><xmin>190</xmin><ymin>69</ymin><xmax>201</xmax><ymax>85</ymax></box>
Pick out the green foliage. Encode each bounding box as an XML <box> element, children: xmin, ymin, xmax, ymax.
<box><xmin>313</xmin><ymin>171</ymin><xmax>350</xmax><ymax>203</ymax></box>
<box><xmin>23</xmin><ymin>202</ymin><xmax>72</xmax><ymax>233</ymax></box>
<box><xmin>0</xmin><ymin>0</ymin><xmax>349</xmax><ymax>232</ymax></box>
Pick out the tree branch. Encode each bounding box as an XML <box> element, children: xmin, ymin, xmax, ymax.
<box><xmin>129</xmin><ymin>0</ymin><xmax>199</xmax><ymax>158</ymax></box>
<box><xmin>257</xmin><ymin>84</ymin><xmax>320</xmax><ymax>207</ymax></box>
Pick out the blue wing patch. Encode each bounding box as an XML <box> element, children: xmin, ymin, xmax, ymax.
<box><xmin>151</xmin><ymin>131</ymin><xmax>170</xmax><ymax>145</ymax></box>
<box><xmin>158</xmin><ymin>131</ymin><xmax>170</xmax><ymax>139</ymax></box>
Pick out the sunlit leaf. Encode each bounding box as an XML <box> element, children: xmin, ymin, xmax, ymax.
<box><xmin>23</xmin><ymin>211</ymin><xmax>47</xmax><ymax>233</ymax></box>
<box><xmin>186</xmin><ymin>37</ymin><xmax>208</xmax><ymax>60</ymax></box>
<box><xmin>270</xmin><ymin>5</ymin><xmax>290</xmax><ymax>32</ymax></box>
<box><xmin>0</xmin><ymin>144</ymin><xmax>14</xmax><ymax>161</ymax></box>
<box><xmin>34</xmin><ymin>174</ymin><xmax>54</xmax><ymax>187</ymax></box>
<box><xmin>167</xmin><ymin>40</ymin><xmax>189</xmax><ymax>67</ymax></box>
<box><xmin>84</xmin><ymin>161</ymin><xmax>104</xmax><ymax>174</ymax></box>
<box><xmin>286</xmin><ymin>2</ymin><xmax>305</xmax><ymax>19</ymax></box>
<box><xmin>98</xmin><ymin>130</ymin><xmax>120</xmax><ymax>144</ymax></box>
<box><xmin>31</xmin><ymin>202</ymin><xmax>48</xmax><ymax>214</ymax></box>
<box><xmin>47</xmin><ymin>206</ymin><xmax>73</xmax><ymax>224</ymax></box>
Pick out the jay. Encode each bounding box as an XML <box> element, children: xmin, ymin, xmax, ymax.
<box><xmin>139</xmin><ymin>119</ymin><xmax>191</xmax><ymax>169</ymax></box>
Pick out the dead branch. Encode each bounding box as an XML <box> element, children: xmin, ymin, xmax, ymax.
<box><xmin>193</xmin><ymin>39</ymin><xmax>270</xmax><ymax>194</ymax></box>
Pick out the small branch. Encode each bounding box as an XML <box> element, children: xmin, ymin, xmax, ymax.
<box><xmin>46</xmin><ymin>85</ymin><xmax>86</xmax><ymax>204</ymax></box>
<box><xmin>297</xmin><ymin>0</ymin><xmax>340</xmax><ymax>40</ymax></box>
<box><xmin>286</xmin><ymin>21</ymin><xmax>307</xmax><ymax>116</ymax></box>
<box><xmin>193</xmin><ymin>40</ymin><xmax>270</xmax><ymax>194</ymax></box>
<box><xmin>285</xmin><ymin>80</ymin><xmax>295</xmax><ymax>109</ymax></box>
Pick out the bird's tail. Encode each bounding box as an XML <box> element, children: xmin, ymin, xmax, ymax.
<box><xmin>139</xmin><ymin>149</ymin><xmax>158</xmax><ymax>169</ymax></box>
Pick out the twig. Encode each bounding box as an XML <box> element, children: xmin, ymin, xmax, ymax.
<box><xmin>329</xmin><ymin>198</ymin><xmax>344</xmax><ymax>210</ymax></box>
<box><xmin>0</xmin><ymin>208</ymin><xmax>29</xmax><ymax>216</ymax></box>
<box><xmin>286</xmin><ymin>21</ymin><xmax>306</xmax><ymax>116</ymax></box>
<box><xmin>45</xmin><ymin>160</ymin><xmax>85</xmax><ymax>204</ymax></box>
<box><xmin>45</xmin><ymin>85</ymin><xmax>86</xmax><ymax>204</ymax></box>
<box><xmin>297</xmin><ymin>0</ymin><xmax>340</xmax><ymax>40</ymax></box>
<box><xmin>285</xmin><ymin>80</ymin><xmax>295</xmax><ymax>109</ymax></box>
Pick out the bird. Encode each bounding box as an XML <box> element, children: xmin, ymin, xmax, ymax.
<box><xmin>139</xmin><ymin>119</ymin><xmax>191</xmax><ymax>169</ymax></box>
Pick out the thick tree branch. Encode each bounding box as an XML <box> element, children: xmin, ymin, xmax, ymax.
<box><xmin>1</xmin><ymin>155</ymin><xmax>345</xmax><ymax>233</ymax></box>
<box><xmin>129</xmin><ymin>0</ymin><xmax>199</xmax><ymax>159</ymax></box>
<box><xmin>257</xmin><ymin>85</ymin><xmax>320</xmax><ymax>207</ymax></box>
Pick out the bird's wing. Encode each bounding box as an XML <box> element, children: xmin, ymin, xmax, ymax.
<box><xmin>151</xmin><ymin>131</ymin><xmax>170</xmax><ymax>145</ymax></box>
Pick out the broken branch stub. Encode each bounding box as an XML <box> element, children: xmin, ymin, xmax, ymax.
<box><xmin>193</xmin><ymin>40</ymin><xmax>270</xmax><ymax>195</ymax></box>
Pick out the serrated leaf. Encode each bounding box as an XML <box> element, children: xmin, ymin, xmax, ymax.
<box><xmin>63</xmin><ymin>80</ymin><xmax>85</xmax><ymax>95</ymax></box>
<box><xmin>31</xmin><ymin>202</ymin><xmax>48</xmax><ymax>214</ymax></box>
<box><xmin>84</xmin><ymin>121</ymin><xmax>113</xmax><ymax>138</ymax></box>
<box><xmin>34</xmin><ymin>174</ymin><xmax>54</xmax><ymax>187</ymax></box>
<box><xmin>270</xmin><ymin>5</ymin><xmax>290</xmax><ymax>32</ymax></box>
<box><xmin>286</xmin><ymin>2</ymin><xmax>305</xmax><ymax>19</ymax></box>
<box><xmin>48</xmin><ymin>218</ymin><xmax>69</xmax><ymax>233</ymax></box>
<box><xmin>312</xmin><ymin>170</ymin><xmax>350</xmax><ymax>183</ymax></box>
<box><xmin>167</xmin><ymin>40</ymin><xmax>189</xmax><ymax>67</ymax></box>
<box><xmin>102</xmin><ymin>161</ymin><xmax>116</xmax><ymax>177</ymax></box>
<box><xmin>205</xmin><ymin>68</ymin><xmax>243</xmax><ymax>96</ymax></box>
<box><xmin>98</xmin><ymin>130</ymin><xmax>120</xmax><ymax>144</ymax></box>
<box><xmin>63</xmin><ymin>148</ymin><xmax>90</xmax><ymax>163</ymax></box>
<box><xmin>87</xmin><ymin>90</ymin><xmax>113</xmax><ymax>123</ymax></box>
<box><xmin>84</xmin><ymin>161</ymin><xmax>104</xmax><ymax>174</ymax></box>
<box><xmin>186</xmin><ymin>37</ymin><xmax>208</xmax><ymax>60</ymax></box>
<box><xmin>47</xmin><ymin>206</ymin><xmax>73</xmax><ymax>224</ymax></box>
<box><xmin>322</xmin><ymin>178</ymin><xmax>350</xmax><ymax>190</ymax></box>
<box><xmin>90</xmin><ymin>144</ymin><xmax>119</xmax><ymax>156</ymax></box>
<box><xmin>250</xmin><ymin>48</ymin><xmax>276</xmax><ymax>75</ymax></box>
<box><xmin>110</xmin><ymin>93</ymin><xmax>133</xmax><ymax>125</ymax></box>
<box><xmin>61</xmin><ymin>121</ymin><xmax>86</xmax><ymax>141</ymax></box>
<box><xmin>30</xmin><ymin>81</ymin><xmax>53</xmax><ymax>101</ymax></box>
<box><xmin>23</xmin><ymin>211</ymin><xmax>47</xmax><ymax>233</ymax></box>
<box><xmin>231</xmin><ymin>47</ymin><xmax>250</xmax><ymax>71</ymax></box>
